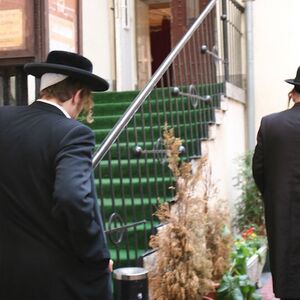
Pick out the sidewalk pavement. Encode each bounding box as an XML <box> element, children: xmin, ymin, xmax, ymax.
<box><xmin>259</xmin><ymin>272</ymin><xmax>279</xmax><ymax>300</ymax></box>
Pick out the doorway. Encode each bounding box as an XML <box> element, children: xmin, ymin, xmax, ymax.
<box><xmin>149</xmin><ymin>3</ymin><xmax>171</xmax><ymax>77</ymax></box>
<box><xmin>136</xmin><ymin>1</ymin><xmax>171</xmax><ymax>89</ymax></box>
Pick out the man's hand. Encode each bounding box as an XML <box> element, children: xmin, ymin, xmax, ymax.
<box><xmin>108</xmin><ymin>259</ymin><xmax>113</xmax><ymax>272</ymax></box>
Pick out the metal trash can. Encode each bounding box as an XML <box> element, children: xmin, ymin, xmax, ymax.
<box><xmin>113</xmin><ymin>267</ymin><xmax>148</xmax><ymax>300</ymax></box>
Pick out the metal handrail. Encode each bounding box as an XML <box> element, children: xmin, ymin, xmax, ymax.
<box><xmin>92</xmin><ymin>0</ymin><xmax>217</xmax><ymax>169</ymax></box>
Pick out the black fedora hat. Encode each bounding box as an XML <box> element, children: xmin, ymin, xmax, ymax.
<box><xmin>285</xmin><ymin>66</ymin><xmax>300</xmax><ymax>88</ymax></box>
<box><xmin>24</xmin><ymin>51</ymin><xmax>109</xmax><ymax>91</ymax></box>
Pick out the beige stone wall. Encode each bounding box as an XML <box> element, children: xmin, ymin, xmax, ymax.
<box><xmin>82</xmin><ymin>0</ymin><xmax>114</xmax><ymax>89</ymax></box>
<box><xmin>253</xmin><ymin>0</ymin><xmax>300</xmax><ymax>132</ymax></box>
<box><xmin>201</xmin><ymin>83</ymin><xmax>247</xmax><ymax>212</ymax></box>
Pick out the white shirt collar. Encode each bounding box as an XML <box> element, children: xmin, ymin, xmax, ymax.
<box><xmin>36</xmin><ymin>99</ymin><xmax>71</xmax><ymax>119</ymax></box>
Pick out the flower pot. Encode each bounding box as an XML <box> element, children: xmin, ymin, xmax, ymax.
<box><xmin>246</xmin><ymin>244</ymin><xmax>268</xmax><ymax>287</ymax></box>
<box><xmin>203</xmin><ymin>293</ymin><xmax>216</xmax><ymax>300</ymax></box>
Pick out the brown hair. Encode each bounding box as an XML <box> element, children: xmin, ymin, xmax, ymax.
<box><xmin>39</xmin><ymin>77</ymin><xmax>94</xmax><ymax>123</ymax></box>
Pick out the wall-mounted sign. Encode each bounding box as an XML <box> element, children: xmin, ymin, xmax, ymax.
<box><xmin>0</xmin><ymin>0</ymin><xmax>81</xmax><ymax>61</ymax></box>
<box><xmin>0</xmin><ymin>0</ymin><xmax>34</xmax><ymax>58</ymax></box>
<box><xmin>0</xmin><ymin>9</ymin><xmax>24</xmax><ymax>50</ymax></box>
<box><xmin>48</xmin><ymin>0</ymin><xmax>78</xmax><ymax>52</ymax></box>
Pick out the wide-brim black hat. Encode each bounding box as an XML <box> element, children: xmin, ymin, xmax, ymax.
<box><xmin>24</xmin><ymin>50</ymin><xmax>109</xmax><ymax>91</ymax></box>
<box><xmin>285</xmin><ymin>66</ymin><xmax>300</xmax><ymax>88</ymax></box>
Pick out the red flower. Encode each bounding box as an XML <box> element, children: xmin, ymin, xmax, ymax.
<box><xmin>242</xmin><ymin>227</ymin><xmax>255</xmax><ymax>238</ymax></box>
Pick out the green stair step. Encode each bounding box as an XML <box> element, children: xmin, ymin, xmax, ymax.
<box><xmin>95</xmin><ymin>176</ymin><xmax>174</xmax><ymax>199</ymax></box>
<box><xmin>93</xmin><ymin>102</ymin><xmax>130</xmax><ymax>116</ymax></box>
<box><xmin>100</xmin><ymin>197</ymin><xmax>160</xmax><ymax>223</ymax></box>
<box><xmin>101</xmin><ymin>197</ymin><xmax>160</xmax><ymax>208</ymax></box>
<box><xmin>92</xmin><ymin>90</ymin><xmax>140</xmax><ymax>104</ymax></box>
<box><xmin>96</xmin><ymin>159</ymin><xmax>170</xmax><ymax>178</ymax></box>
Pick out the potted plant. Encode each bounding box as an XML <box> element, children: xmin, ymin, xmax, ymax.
<box><xmin>147</xmin><ymin>126</ymin><xmax>233</xmax><ymax>300</ymax></box>
<box><xmin>234</xmin><ymin>151</ymin><xmax>268</xmax><ymax>279</ymax></box>
<box><xmin>241</xmin><ymin>227</ymin><xmax>268</xmax><ymax>287</ymax></box>
<box><xmin>216</xmin><ymin>227</ymin><xmax>266</xmax><ymax>299</ymax></box>
<box><xmin>234</xmin><ymin>151</ymin><xmax>265</xmax><ymax>235</ymax></box>
<box><xmin>216</xmin><ymin>273</ymin><xmax>261</xmax><ymax>300</ymax></box>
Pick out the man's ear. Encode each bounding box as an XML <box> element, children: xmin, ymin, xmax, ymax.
<box><xmin>72</xmin><ymin>89</ymin><xmax>82</xmax><ymax>105</ymax></box>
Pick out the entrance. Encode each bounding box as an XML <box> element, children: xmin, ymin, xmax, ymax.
<box><xmin>135</xmin><ymin>0</ymin><xmax>213</xmax><ymax>89</ymax></box>
<box><xmin>136</xmin><ymin>1</ymin><xmax>171</xmax><ymax>89</ymax></box>
<box><xmin>149</xmin><ymin>3</ymin><xmax>171</xmax><ymax>77</ymax></box>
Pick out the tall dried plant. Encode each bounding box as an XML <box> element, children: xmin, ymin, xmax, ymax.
<box><xmin>148</xmin><ymin>126</ymin><xmax>233</xmax><ymax>300</ymax></box>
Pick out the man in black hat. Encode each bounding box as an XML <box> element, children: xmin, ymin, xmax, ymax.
<box><xmin>253</xmin><ymin>67</ymin><xmax>300</xmax><ymax>300</ymax></box>
<box><xmin>0</xmin><ymin>51</ymin><xmax>113</xmax><ymax>300</ymax></box>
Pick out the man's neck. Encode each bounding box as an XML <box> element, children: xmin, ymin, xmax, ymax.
<box><xmin>37</xmin><ymin>98</ymin><xmax>72</xmax><ymax>118</ymax></box>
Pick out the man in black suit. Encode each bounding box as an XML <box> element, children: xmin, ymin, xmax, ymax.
<box><xmin>0</xmin><ymin>51</ymin><xmax>113</xmax><ymax>300</ymax></box>
<box><xmin>253</xmin><ymin>67</ymin><xmax>300</xmax><ymax>300</ymax></box>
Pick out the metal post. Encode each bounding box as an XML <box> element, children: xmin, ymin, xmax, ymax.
<box><xmin>113</xmin><ymin>267</ymin><xmax>148</xmax><ymax>300</ymax></box>
<box><xmin>3</xmin><ymin>73</ymin><xmax>10</xmax><ymax>106</ymax></box>
<box><xmin>222</xmin><ymin>0</ymin><xmax>229</xmax><ymax>82</ymax></box>
<box><xmin>245</xmin><ymin>0</ymin><xmax>255</xmax><ymax>150</ymax></box>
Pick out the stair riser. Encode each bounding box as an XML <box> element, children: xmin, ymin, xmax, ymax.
<box><xmin>96</xmin><ymin>162</ymin><xmax>170</xmax><ymax>179</ymax></box>
<box><xmin>93</xmin><ymin>91</ymin><xmax>139</xmax><ymax>103</ymax></box>
<box><xmin>103</xmin><ymin>205</ymin><xmax>157</xmax><ymax>225</ymax></box>
<box><xmin>96</xmin><ymin>180</ymin><xmax>174</xmax><ymax>200</ymax></box>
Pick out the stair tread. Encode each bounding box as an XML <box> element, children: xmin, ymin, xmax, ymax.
<box><xmin>91</xmin><ymin>107</ymin><xmax>213</xmax><ymax>119</ymax></box>
<box><xmin>101</xmin><ymin>197</ymin><xmax>160</xmax><ymax>206</ymax></box>
<box><xmin>95</xmin><ymin>176</ymin><xmax>173</xmax><ymax>185</ymax></box>
<box><xmin>92</xmin><ymin>121</ymin><xmax>212</xmax><ymax>132</ymax></box>
<box><xmin>92</xmin><ymin>92</ymin><xmax>222</xmax><ymax>107</ymax></box>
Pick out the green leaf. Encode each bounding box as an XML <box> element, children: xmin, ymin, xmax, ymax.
<box><xmin>217</xmin><ymin>283</ymin><xmax>230</xmax><ymax>293</ymax></box>
<box><xmin>232</xmin><ymin>287</ymin><xmax>244</xmax><ymax>300</ymax></box>
<box><xmin>251</xmin><ymin>292</ymin><xmax>262</xmax><ymax>300</ymax></box>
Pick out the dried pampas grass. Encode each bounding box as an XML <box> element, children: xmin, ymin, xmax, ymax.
<box><xmin>148</xmin><ymin>126</ymin><xmax>233</xmax><ymax>300</ymax></box>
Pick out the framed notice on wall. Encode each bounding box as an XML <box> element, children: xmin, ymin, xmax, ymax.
<box><xmin>0</xmin><ymin>0</ymin><xmax>34</xmax><ymax>58</ymax></box>
<box><xmin>48</xmin><ymin>0</ymin><xmax>81</xmax><ymax>52</ymax></box>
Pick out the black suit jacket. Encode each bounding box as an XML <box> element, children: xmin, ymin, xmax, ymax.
<box><xmin>0</xmin><ymin>101</ymin><xmax>111</xmax><ymax>300</ymax></box>
<box><xmin>253</xmin><ymin>103</ymin><xmax>300</xmax><ymax>298</ymax></box>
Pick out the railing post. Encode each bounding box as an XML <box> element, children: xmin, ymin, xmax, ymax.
<box><xmin>245</xmin><ymin>0</ymin><xmax>256</xmax><ymax>150</ymax></box>
<box><xmin>222</xmin><ymin>0</ymin><xmax>230</xmax><ymax>82</ymax></box>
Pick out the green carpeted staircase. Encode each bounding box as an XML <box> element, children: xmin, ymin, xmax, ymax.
<box><xmin>87</xmin><ymin>85</ymin><xmax>224</xmax><ymax>268</ymax></box>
